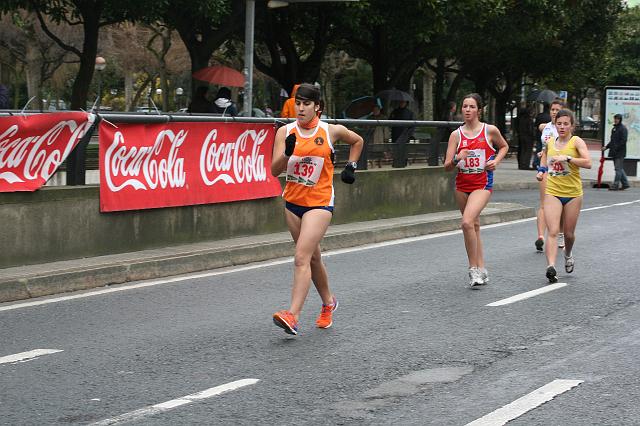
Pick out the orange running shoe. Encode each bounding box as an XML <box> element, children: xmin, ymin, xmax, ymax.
<box><xmin>315</xmin><ymin>296</ymin><xmax>339</xmax><ymax>329</ymax></box>
<box><xmin>273</xmin><ymin>310</ymin><xmax>299</xmax><ymax>335</ymax></box>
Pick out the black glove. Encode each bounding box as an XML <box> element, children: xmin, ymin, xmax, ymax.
<box><xmin>284</xmin><ymin>134</ymin><xmax>296</xmax><ymax>157</ymax></box>
<box><xmin>341</xmin><ymin>163</ymin><xmax>356</xmax><ymax>184</ymax></box>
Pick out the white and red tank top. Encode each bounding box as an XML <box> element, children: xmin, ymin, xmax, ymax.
<box><xmin>455</xmin><ymin>123</ymin><xmax>496</xmax><ymax>192</ymax></box>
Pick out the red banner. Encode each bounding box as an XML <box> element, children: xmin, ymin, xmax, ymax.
<box><xmin>99</xmin><ymin>121</ymin><xmax>282</xmax><ymax>212</ymax></box>
<box><xmin>0</xmin><ymin>112</ymin><xmax>94</xmax><ymax>192</ymax></box>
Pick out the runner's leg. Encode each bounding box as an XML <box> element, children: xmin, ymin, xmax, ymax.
<box><xmin>543</xmin><ymin>195</ymin><xmax>563</xmax><ymax>267</ymax></box>
<box><xmin>285</xmin><ymin>209</ymin><xmax>332</xmax><ymax>318</ymax></box>
<box><xmin>536</xmin><ymin>175</ymin><xmax>547</xmax><ymax>247</ymax></box>
<box><xmin>561</xmin><ymin>196</ymin><xmax>582</xmax><ymax>257</ymax></box>
<box><xmin>286</xmin><ymin>211</ymin><xmax>332</xmax><ymax>305</ymax></box>
<box><xmin>455</xmin><ymin>189</ymin><xmax>491</xmax><ymax>267</ymax></box>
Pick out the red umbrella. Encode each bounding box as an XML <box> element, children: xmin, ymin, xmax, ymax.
<box><xmin>192</xmin><ymin>65</ymin><xmax>245</xmax><ymax>87</ymax></box>
<box><xmin>595</xmin><ymin>149</ymin><xmax>608</xmax><ymax>188</ymax></box>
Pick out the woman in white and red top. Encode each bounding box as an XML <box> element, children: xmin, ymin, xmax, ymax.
<box><xmin>270</xmin><ymin>83</ymin><xmax>363</xmax><ymax>336</ymax></box>
<box><xmin>444</xmin><ymin>93</ymin><xmax>509</xmax><ymax>287</ymax></box>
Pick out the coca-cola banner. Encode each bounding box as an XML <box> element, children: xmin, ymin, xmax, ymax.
<box><xmin>99</xmin><ymin>121</ymin><xmax>282</xmax><ymax>212</ymax></box>
<box><xmin>0</xmin><ymin>112</ymin><xmax>95</xmax><ymax>192</ymax></box>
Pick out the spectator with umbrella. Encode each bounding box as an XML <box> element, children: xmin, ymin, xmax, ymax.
<box><xmin>211</xmin><ymin>86</ymin><xmax>237</xmax><ymax>116</ymax></box>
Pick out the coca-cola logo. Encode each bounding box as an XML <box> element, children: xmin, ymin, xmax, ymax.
<box><xmin>104</xmin><ymin>129</ymin><xmax>187</xmax><ymax>192</ymax></box>
<box><xmin>200</xmin><ymin>129</ymin><xmax>268</xmax><ymax>186</ymax></box>
<box><xmin>0</xmin><ymin>117</ymin><xmax>92</xmax><ymax>184</ymax></box>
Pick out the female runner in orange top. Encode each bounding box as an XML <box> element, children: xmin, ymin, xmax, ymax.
<box><xmin>271</xmin><ymin>83</ymin><xmax>363</xmax><ymax>335</ymax></box>
<box><xmin>444</xmin><ymin>93</ymin><xmax>509</xmax><ymax>287</ymax></box>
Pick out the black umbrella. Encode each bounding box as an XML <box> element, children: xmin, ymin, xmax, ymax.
<box><xmin>376</xmin><ymin>89</ymin><xmax>414</xmax><ymax>103</ymax></box>
<box><xmin>342</xmin><ymin>96</ymin><xmax>378</xmax><ymax>119</ymax></box>
<box><xmin>528</xmin><ymin>89</ymin><xmax>559</xmax><ymax>104</ymax></box>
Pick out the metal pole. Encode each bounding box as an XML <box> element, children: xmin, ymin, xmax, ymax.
<box><xmin>243</xmin><ymin>0</ymin><xmax>255</xmax><ymax>117</ymax></box>
<box><xmin>97</xmin><ymin>72</ymin><xmax>102</xmax><ymax>110</ymax></box>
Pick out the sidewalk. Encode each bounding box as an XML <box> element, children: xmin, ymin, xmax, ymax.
<box><xmin>2</xmin><ymin>152</ymin><xmax>637</xmax><ymax>304</ymax></box>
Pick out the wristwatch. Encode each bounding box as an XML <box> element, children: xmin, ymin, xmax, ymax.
<box><xmin>346</xmin><ymin>161</ymin><xmax>358</xmax><ymax>169</ymax></box>
<box><xmin>566</xmin><ymin>155</ymin><xmax>573</xmax><ymax>163</ymax></box>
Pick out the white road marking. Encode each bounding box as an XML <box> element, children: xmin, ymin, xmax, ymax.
<box><xmin>486</xmin><ymin>283</ymin><xmax>567</xmax><ymax>307</ymax></box>
<box><xmin>465</xmin><ymin>379</ymin><xmax>583</xmax><ymax>426</ymax></box>
<box><xmin>1</xmin><ymin>199</ymin><xmax>637</xmax><ymax>313</ymax></box>
<box><xmin>0</xmin><ymin>349</ymin><xmax>63</xmax><ymax>365</ymax></box>
<box><xmin>91</xmin><ymin>378</ymin><xmax>259</xmax><ymax>425</ymax></box>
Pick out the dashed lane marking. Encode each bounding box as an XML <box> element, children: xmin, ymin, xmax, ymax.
<box><xmin>90</xmin><ymin>378</ymin><xmax>259</xmax><ymax>425</ymax></box>
<box><xmin>0</xmin><ymin>349</ymin><xmax>63</xmax><ymax>365</ymax></box>
<box><xmin>486</xmin><ymin>283</ymin><xmax>567</xmax><ymax>307</ymax></box>
<box><xmin>465</xmin><ymin>379</ymin><xmax>583</xmax><ymax>426</ymax></box>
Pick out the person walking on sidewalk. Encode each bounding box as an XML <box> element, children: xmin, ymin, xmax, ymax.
<box><xmin>536</xmin><ymin>109</ymin><xmax>591</xmax><ymax>283</ymax></box>
<box><xmin>534</xmin><ymin>100</ymin><xmax>564</xmax><ymax>252</ymax></box>
<box><xmin>444</xmin><ymin>93</ymin><xmax>509</xmax><ymax>287</ymax></box>
<box><xmin>602</xmin><ymin>113</ymin><xmax>629</xmax><ymax>191</ymax></box>
<box><xmin>270</xmin><ymin>83</ymin><xmax>363</xmax><ymax>335</ymax></box>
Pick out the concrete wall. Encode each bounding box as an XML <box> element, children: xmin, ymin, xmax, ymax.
<box><xmin>0</xmin><ymin>167</ymin><xmax>455</xmax><ymax>268</ymax></box>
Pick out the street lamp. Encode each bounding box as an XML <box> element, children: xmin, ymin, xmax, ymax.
<box><xmin>175</xmin><ymin>87</ymin><xmax>184</xmax><ymax>110</ymax></box>
<box><xmin>94</xmin><ymin>56</ymin><xmax>106</xmax><ymax>110</ymax></box>
<box><xmin>243</xmin><ymin>0</ymin><xmax>359</xmax><ymax>117</ymax></box>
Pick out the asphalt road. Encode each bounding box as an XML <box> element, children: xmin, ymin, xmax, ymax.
<box><xmin>1</xmin><ymin>187</ymin><xmax>639</xmax><ymax>425</ymax></box>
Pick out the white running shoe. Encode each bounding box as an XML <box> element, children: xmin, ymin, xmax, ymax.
<box><xmin>565</xmin><ymin>254</ymin><xmax>574</xmax><ymax>273</ymax></box>
<box><xmin>557</xmin><ymin>233</ymin><xmax>565</xmax><ymax>248</ymax></box>
<box><xmin>479</xmin><ymin>268</ymin><xmax>489</xmax><ymax>284</ymax></box>
<box><xmin>468</xmin><ymin>267</ymin><xmax>483</xmax><ymax>288</ymax></box>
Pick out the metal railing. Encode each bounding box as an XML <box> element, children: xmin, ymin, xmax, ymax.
<box><xmin>0</xmin><ymin>110</ymin><xmax>462</xmax><ymax>185</ymax></box>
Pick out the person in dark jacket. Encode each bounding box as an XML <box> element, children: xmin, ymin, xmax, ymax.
<box><xmin>211</xmin><ymin>87</ymin><xmax>237</xmax><ymax>116</ymax></box>
<box><xmin>188</xmin><ymin>86</ymin><xmax>213</xmax><ymax>113</ymax></box>
<box><xmin>389</xmin><ymin>100</ymin><xmax>414</xmax><ymax>143</ymax></box>
<box><xmin>602</xmin><ymin>113</ymin><xmax>629</xmax><ymax>190</ymax></box>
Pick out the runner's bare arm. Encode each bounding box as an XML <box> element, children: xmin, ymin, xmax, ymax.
<box><xmin>331</xmin><ymin>124</ymin><xmax>363</xmax><ymax>162</ymax></box>
<box><xmin>444</xmin><ymin>130</ymin><xmax>461</xmax><ymax>171</ymax></box>
<box><xmin>486</xmin><ymin>125</ymin><xmax>509</xmax><ymax>171</ymax></box>
<box><xmin>271</xmin><ymin>126</ymin><xmax>289</xmax><ymax>176</ymax></box>
<box><xmin>569</xmin><ymin>137</ymin><xmax>592</xmax><ymax>169</ymax></box>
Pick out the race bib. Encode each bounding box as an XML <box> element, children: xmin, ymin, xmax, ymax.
<box><xmin>549</xmin><ymin>159</ymin><xmax>570</xmax><ymax>177</ymax></box>
<box><xmin>458</xmin><ymin>149</ymin><xmax>486</xmax><ymax>174</ymax></box>
<box><xmin>286</xmin><ymin>155</ymin><xmax>324</xmax><ymax>186</ymax></box>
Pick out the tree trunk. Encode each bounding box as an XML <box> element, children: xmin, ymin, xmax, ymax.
<box><xmin>25</xmin><ymin>43</ymin><xmax>43</xmax><ymax>110</ymax></box>
<box><xmin>69</xmin><ymin>16</ymin><xmax>100</xmax><ymax>110</ymax></box>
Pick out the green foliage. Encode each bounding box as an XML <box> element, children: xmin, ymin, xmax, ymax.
<box><xmin>605</xmin><ymin>5</ymin><xmax>640</xmax><ymax>85</ymax></box>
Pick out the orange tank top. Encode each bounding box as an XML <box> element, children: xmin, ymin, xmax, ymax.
<box><xmin>282</xmin><ymin>121</ymin><xmax>335</xmax><ymax>207</ymax></box>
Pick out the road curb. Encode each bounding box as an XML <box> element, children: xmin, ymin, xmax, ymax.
<box><xmin>0</xmin><ymin>203</ymin><xmax>534</xmax><ymax>304</ymax></box>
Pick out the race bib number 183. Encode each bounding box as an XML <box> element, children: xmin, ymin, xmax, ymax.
<box><xmin>459</xmin><ymin>149</ymin><xmax>486</xmax><ymax>174</ymax></box>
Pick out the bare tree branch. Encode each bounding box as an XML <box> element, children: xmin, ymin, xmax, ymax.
<box><xmin>34</xmin><ymin>8</ymin><xmax>81</xmax><ymax>56</ymax></box>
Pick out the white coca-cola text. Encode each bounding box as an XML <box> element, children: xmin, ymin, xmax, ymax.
<box><xmin>200</xmin><ymin>129</ymin><xmax>268</xmax><ymax>186</ymax></box>
<box><xmin>0</xmin><ymin>118</ymin><xmax>91</xmax><ymax>184</ymax></box>
<box><xmin>105</xmin><ymin>129</ymin><xmax>186</xmax><ymax>192</ymax></box>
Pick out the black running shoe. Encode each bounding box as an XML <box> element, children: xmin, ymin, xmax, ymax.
<box><xmin>546</xmin><ymin>265</ymin><xmax>558</xmax><ymax>283</ymax></box>
<box><xmin>535</xmin><ymin>238</ymin><xmax>544</xmax><ymax>252</ymax></box>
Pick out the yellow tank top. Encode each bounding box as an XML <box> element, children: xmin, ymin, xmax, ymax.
<box><xmin>545</xmin><ymin>136</ymin><xmax>583</xmax><ymax>197</ymax></box>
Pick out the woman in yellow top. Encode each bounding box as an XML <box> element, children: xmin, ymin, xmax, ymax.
<box><xmin>536</xmin><ymin>109</ymin><xmax>591</xmax><ymax>283</ymax></box>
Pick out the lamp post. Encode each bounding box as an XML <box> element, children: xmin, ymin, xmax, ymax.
<box><xmin>94</xmin><ymin>56</ymin><xmax>106</xmax><ymax>110</ymax></box>
<box><xmin>156</xmin><ymin>88</ymin><xmax>163</xmax><ymax>111</ymax></box>
<box><xmin>175</xmin><ymin>87</ymin><xmax>184</xmax><ymax>110</ymax></box>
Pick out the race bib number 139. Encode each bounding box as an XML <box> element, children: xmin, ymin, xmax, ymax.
<box><xmin>286</xmin><ymin>155</ymin><xmax>324</xmax><ymax>186</ymax></box>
